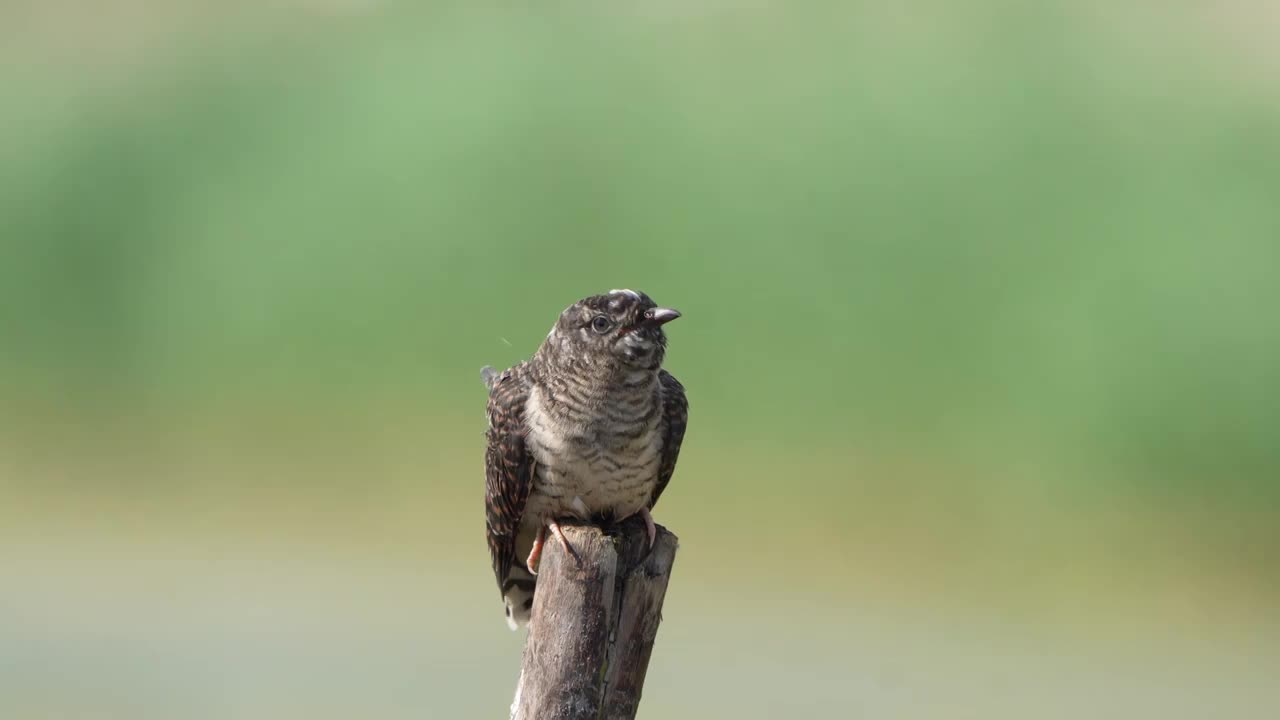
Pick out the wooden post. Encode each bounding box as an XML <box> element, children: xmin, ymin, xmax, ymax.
<box><xmin>510</xmin><ymin>517</ymin><xmax>678</xmax><ymax>720</ymax></box>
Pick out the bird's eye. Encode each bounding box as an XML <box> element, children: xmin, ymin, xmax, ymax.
<box><xmin>591</xmin><ymin>315</ymin><xmax>613</xmax><ymax>334</ymax></box>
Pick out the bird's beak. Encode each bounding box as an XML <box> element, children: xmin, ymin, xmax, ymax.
<box><xmin>642</xmin><ymin>308</ymin><xmax>682</xmax><ymax>327</ymax></box>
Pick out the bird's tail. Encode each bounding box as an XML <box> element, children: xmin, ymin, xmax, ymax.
<box><xmin>501</xmin><ymin>566</ymin><xmax>536</xmax><ymax>630</ymax></box>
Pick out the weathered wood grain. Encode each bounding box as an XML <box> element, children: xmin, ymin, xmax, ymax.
<box><xmin>510</xmin><ymin>517</ymin><xmax>678</xmax><ymax>720</ymax></box>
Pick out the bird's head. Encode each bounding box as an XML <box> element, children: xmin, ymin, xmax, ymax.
<box><xmin>541</xmin><ymin>289</ymin><xmax>681</xmax><ymax>372</ymax></box>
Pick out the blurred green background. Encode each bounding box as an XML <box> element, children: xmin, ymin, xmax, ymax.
<box><xmin>2</xmin><ymin>2</ymin><xmax>1278</xmax><ymax>718</ymax></box>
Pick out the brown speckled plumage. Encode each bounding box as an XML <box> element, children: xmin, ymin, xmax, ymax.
<box><xmin>482</xmin><ymin>290</ymin><xmax>688</xmax><ymax>629</ymax></box>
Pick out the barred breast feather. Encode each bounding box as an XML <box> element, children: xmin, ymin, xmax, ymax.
<box><xmin>482</xmin><ymin>364</ymin><xmax>687</xmax><ymax>630</ymax></box>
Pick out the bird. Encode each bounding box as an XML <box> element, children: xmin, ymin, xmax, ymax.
<box><xmin>481</xmin><ymin>289</ymin><xmax>688</xmax><ymax>630</ymax></box>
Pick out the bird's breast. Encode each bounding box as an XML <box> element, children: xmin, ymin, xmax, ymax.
<box><xmin>522</xmin><ymin>386</ymin><xmax>661</xmax><ymax>522</ymax></box>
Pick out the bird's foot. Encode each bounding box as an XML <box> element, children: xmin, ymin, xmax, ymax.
<box><xmin>637</xmin><ymin>507</ymin><xmax>657</xmax><ymax>549</ymax></box>
<box><xmin>548</xmin><ymin>519</ymin><xmax>580</xmax><ymax>564</ymax></box>
<box><xmin>525</xmin><ymin>525</ymin><xmax>547</xmax><ymax>575</ymax></box>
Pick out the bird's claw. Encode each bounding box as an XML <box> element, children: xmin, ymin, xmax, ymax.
<box><xmin>526</xmin><ymin>526</ymin><xmax>547</xmax><ymax>575</ymax></box>
<box><xmin>548</xmin><ymin>519</ymin><xmax>580</xmax><ymax>565</ymax></box>
<box><xmin>638</xmin><ymin>507</ymin><xmax>657</xmax><ymax>550</ymax></box>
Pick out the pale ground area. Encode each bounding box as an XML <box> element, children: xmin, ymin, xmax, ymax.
<box><xmin>3</xmin><ymin>496</ymin><xmax>1277</xmax><ymax>720</ymax></box>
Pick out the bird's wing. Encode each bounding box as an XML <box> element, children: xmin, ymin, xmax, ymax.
<box><xmin>648</xmin><ymin>370</ymin><xmax>688</xmax><ymax>510</ymax></box>
<box><xmin>483</xmin><ymin>365</ymin><xmax>534</xmax><ymax>594</ymax></box>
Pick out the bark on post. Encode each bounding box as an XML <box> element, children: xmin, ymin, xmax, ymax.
<box><xmin>510</xmin><ymin>517</ymin><xmax>678</xmax><ymax>720</ymax></box>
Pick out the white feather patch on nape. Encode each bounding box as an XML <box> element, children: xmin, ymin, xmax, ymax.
<box><xmin>609</xmin><ymin>288</ymin><xmax>640</xmax><ymax>299</ymax></box>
